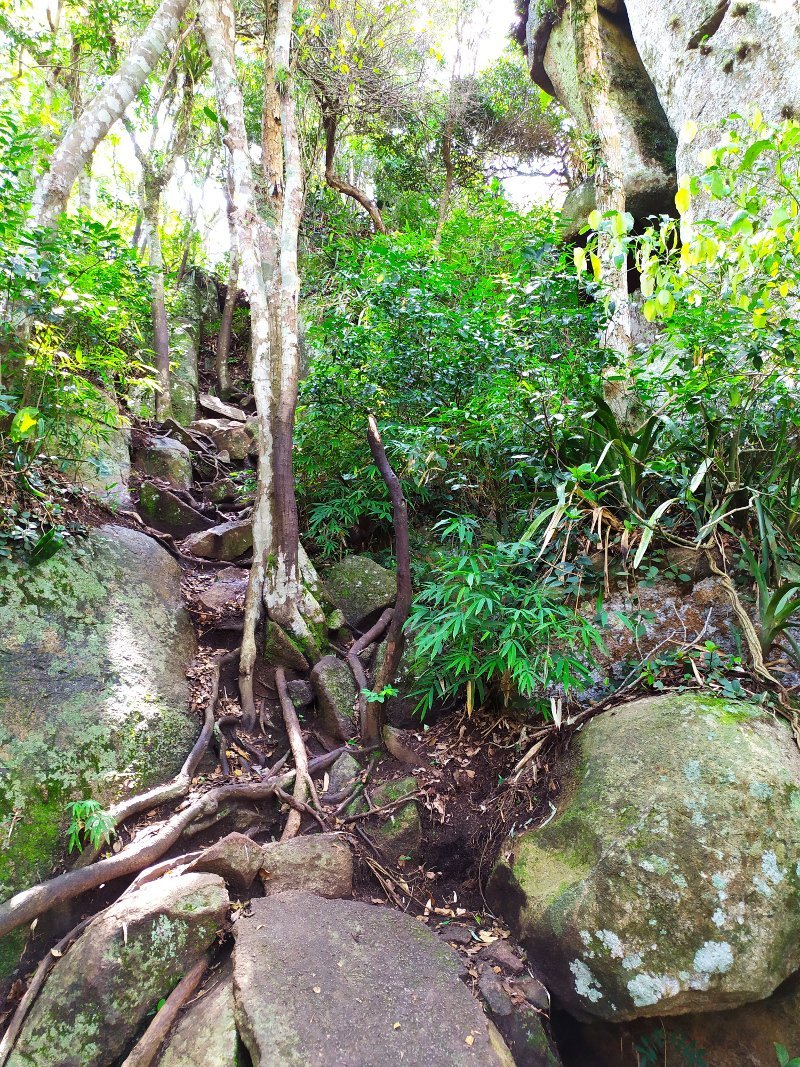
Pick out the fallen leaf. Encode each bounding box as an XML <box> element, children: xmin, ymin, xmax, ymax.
<box><xmin>50</xmin><ymin>948</ymin><xmax>62</xmax><ymax>958</ymax></box>
<box><xmin>465</xmin><ymin>1035</ymin><xmax>475</xmax><ymax>1047</ymax></box>
<box><xmin>313</xmin><ymin>986</ymin><xmax>321</xmax><ymax>994</ymax></box>
<box><xmin>393</xmin><ymin>1023</ymin><xmax>400</xmax><ymax>1030</ymax></box>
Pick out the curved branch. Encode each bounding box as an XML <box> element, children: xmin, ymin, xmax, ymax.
<box><xmin>324</xmin><ymin>112</ymin><xmax>386</xmax><ymax>235</ymax></box>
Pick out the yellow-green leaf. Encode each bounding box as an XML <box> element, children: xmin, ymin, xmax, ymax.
<box><xmin>675</xmin><ymin>187</ymin><xmax>691</xmax><ymax>215</ymax></box>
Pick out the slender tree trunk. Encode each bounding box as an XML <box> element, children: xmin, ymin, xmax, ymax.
<box><xmin>215</xmin><ymin>251</ymin><xmax>239</xmax><ymax>398</ymax></box>
<box><xmin>571</xmin><ymin>0</ymin><xmax>633</xmax><ymax>421</ymax></box>
<box><xmin>433</xmin><ymin>111</ymin><xmax>455</xmax><ymax>249</ymax></box>
<box><xmin>30</xmin><ymin>0</ymin><xmax>191</xmax><ymax>228</ymax></box>
<box><xmin>323</xmin><ymin>111</ymin><xmax>386</xmax><ymax>236</ymax></box>
<box><xmin>142</xmin><ymin>176</ymin><xmax>172</xmax><ymax>420</ymax></box>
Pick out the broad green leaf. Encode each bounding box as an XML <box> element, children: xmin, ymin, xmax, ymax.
<box><xmin>9</xmin><ymin>406</ymin><xmax>39</xmax><ymax>442</ymax></box>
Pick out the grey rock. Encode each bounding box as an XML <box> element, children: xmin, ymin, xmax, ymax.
<box><xmin>0</xmin><ymin>526</ymin><xmax>198</xmax><ymax>975</ymax></box>
<box><xmin>489</xmin><ymin>693</ymin><xmax>800</xmax><ymax>1021</ymax></box>
<box><xmin>263</xmin><ymin>621</ymin><xmax>310</xmax><ymax>672</ymax></box>
<box><xmin>8</xmin><ymin>873</ymin><xmax>228</xmax><ymax>1067</ymax></box>
<box><xmin>478</xmin><ymin>970</ymin><xmax>562</xmax><ymax>1067</ymax></box>
<box><xmin>512</xmin><ymin>976</ymin><xmax>550</xmax><ymax>1013</ymax></box>
<box><xmin>205</xmin><ymin>477</ymin><xmax>240</xmax><ymax>505</ymax></box>
<box><xmin>159</xmin><ymin>969</ymin><xmax>239</xmax><ymax>1067</ymax></box>
<box><xmin>232</xmin><ymin>891</ymin><xmax>507</xmax><ymax>1066</ymax></box>
<box><xmin>311</xmin><ymin>655</ymin><xmax>358</xmax><ymax>740</ymax></box>
<box><xmin>479</xmin><ymin>940</ymin><xmax>526</xmax><ymax>975</ymax></box>
<box><xmin>327</xmin><ymin>752</ymin><xmax>361</xmax><ymax>794</ymax></box>
<box><xmin>190</xmin><ymin>419</ymin><xmax>254</xmax><ymax>462</ymax></box>
<box><xmin>169</xmin><ymin>280</ymin><xmax>201</xmax><ymax>425</ymax></box>
<box><xmin>183</xmin><ymin>519</ymin><xmax>252</xmax><ymax>561</ymax></box>
<box><xmin>287</xmin><ymin>678</ymin><xmax>314</xmax><ymax>708</ymax></box>
<box><xmin>185</xmin><ymin>832</ymin><xmax>266</xmax><ymax>892</ymax></box>
<box><xmin>199</xmin><ymin>393</ymin><xmax>247</xmax><ymax>422</ymax></box>
<box><xmin>138</xmin><ymin>481</ymin><xmax>215</xmax><ymax>537</ymax></box>
<box><xmin>198</xmin><ymin>570</ymin><xmax>248</xmax><ymax>614</ymax></box>
<box><xmin>324</xmin><ymin>555</ymin><xmax>397</xmax><ymax>628</ymax></box>
<box><xmin>439</xmin><ymin>924</ymin><xmax>475</xmax><ymax>946</ymax></box>
<box><xmin>365</xmin><ymin>776</ymin><xmax>421</xmax><ymax>864</ymax></box>
<box><xmin>133</xmin><ymin>436</ymin><xmax>193</xmax><ymax>491</ymax></box>
<box><xmin>259</xmin><ymin>833</ymin><xmax>353</xmax><ymax>899</ymax></box>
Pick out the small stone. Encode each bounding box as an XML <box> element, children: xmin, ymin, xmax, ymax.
<box><xmin>311</xmin><ymin>655</ymin><xmax>358</xmax><ymax>741</ymax></box>
<box><xmin>204</xmin><ymin>477</ymin><xmax>239</xmax><ymax>504</ymax></box>
<box><xmin>479</xmin><ymin>970</ymin><xmax>562</xmax><ymax>1067</ymax></box>
<box><xmin>440</xmin><ymin>925</ymin><xmax>474</xmax><ymax>946</ymax></box>
<box><xmin>259</xmin><ymin>833</ymin><xmax>353</xmax><ymax>898</ymax></box>
<box><xmin>198</xmin><ymin>393</ymin><xmax>247</xmax><ymax>422</ymax></box>
<box><xmin>287</xmin><ymin>678</ymin><xmax>314</xmax><ymax>709</ymax></box>
<box><xmin>183</xmin><ymin>519</ymin><xmax>252</xmax><ymax>561</ymax></box>
<box><xmin>513</xmin><ymin>976</ymin><xmax>550</xmax><ymax>1013</ymax></box>
<box><xmin>134</xmin><ymin>436</ymin><xmax>193</xmax><ymax>490</ymax></box>
<box><xmin>185</xmin><ymin>832</ymin><xmax>266</xmax><ymax>892</ymax></box>
<box><xmin>198</xmin><ymin>570</ymin><xmax>248</xmax><ymax>614</ymax></box>
<box><xmin>326</xmin><ymin>608</ymin><xmax>347</xmax><ymax>632</ymax></box>
<box><xmin>264</xmin><ymin>621</ymin><xmax>310</xmax><ymax>672</ymax></box>
<box><xmin>479</xmin><ymin>941</ymin><xmax>526</xmax><ymax>975</ymax></box>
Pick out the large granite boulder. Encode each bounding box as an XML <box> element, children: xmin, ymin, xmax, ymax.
<box><xmin>489</xmin><ymin>693</ymin><xmax>800</xmax><ymax>1021</ymax></box>
<box><xmin>232</xmin><ymin>891</ymin><xmax>512</xmax><ymax>1066</ymax></box>
<box><xmin>0</xmin><ymin>525</ymin><xmax>198</xmax><ymax>974</ymax></box>
<box><xmin>7</xmin><ymin>872</ymin><xmax>228</xmax><ymax>1067</ymax></box>
<box><xmin>133</xmin><ymin>436</ymin><xmax>193</xmax><ymax>490</ymax></box>
<box><xmin>324</xmin><ymin>555</ymin><xmax>397</xmax><ymax>629</ymax></box>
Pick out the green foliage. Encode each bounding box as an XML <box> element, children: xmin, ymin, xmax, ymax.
<box><xmin>634</xmin><ymin>1029</ymin><xmax>707</xmax><ymax>1067</ymax></box>
<box><xmin>776</xmin><ymin>1044</ymin><xmax>800</xmax><ymax>1067</ymax></box>
<box><xmin>65</xmin><ymin>799</ymin><xmax>115</xmax><ymax>854</ymax></box>
<box><xmin>406</xmin><ymin>517</ymin><xmax>604</xmax><ymax>717</ymax></box>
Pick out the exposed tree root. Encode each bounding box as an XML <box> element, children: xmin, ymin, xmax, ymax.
<box><xmin>121</xmin><ymin>955</ymin><xmax>209</xmax><ymax>1067</ymax></box>
<box><xmin>0</xmin><ymin>748</ymin><xmax>350</xmax><ymax>941</ymax></box>
<box><xmin>345</xmin><ymin>607</ymin><xmax>393</xmax><ymax>740</ymax></box>
<box><xmin>275</xmin><ymin>666</ymin><xmax>315</xmax><ymax>840</ymax></box>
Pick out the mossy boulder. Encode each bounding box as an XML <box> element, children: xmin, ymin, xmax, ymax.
<box><xmin>367</xmin><ymin>776</ymin><xmax>421</xmax><ymax>864</ymax></box>
<box><xmin>311</xmin><ymin>655</ymin><xmax>358</xmax><ymax>740</ymax></box>
<box><xmin>488</xmin><ymin>693</ymin><xmax>800</xmax><ymax>1021</ymax></box>
<box><xmin>138</xmin><ymin>481</ymin><xmax>214</xmax><ymax>537</ymax></box>
<box><xmin>133</xmin><ymin>436</ymin><xmax>193</xmax><ymax>490</ymax></box>
<box><xmin>0</xmin><ymin>526</ymin><xmax>198</xmax><ymax>975</ymax></box>
<box><xmin>324</xmin><ymin>555</ymin><xmax>397</xmax><ymax>629</ymax></box>
<box><xmin>160</xmin><ymin>968</ymin><xmax>240</xmax><ymax>1067</ymax></box>
<box><xmin>182</xmin><ymin>519</ymin><xmax>252</xmax><ymax>561</ymax></box>
<box><xmin>7</xmin><ymin>872</ymin><xmax>228</xmax><ymax>1067</ymax></box>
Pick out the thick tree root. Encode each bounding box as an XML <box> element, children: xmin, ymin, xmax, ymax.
<box><xmin>275</xmin><ymin>667</ymin><xmax>315</xmax><ymax>840</ymax></box>
<box><xmin>345</xmin><ymin>607</ymin><xmax>393</xmax><ymax>740</ymax></box>
<box><xmin>0</xmin><ymin>748</ymin><xmax>348</xmax><ymax>941</ymax></box>
<box><xmin>121</xmin><ymin>955</ymin><xmax>209</xmax><ymax>1067</ymax></box>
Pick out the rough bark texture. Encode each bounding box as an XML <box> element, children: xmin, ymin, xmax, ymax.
<box><xmin>215</xmin><ymin>251</ymin><xmax>239</xmax><ymax>399</ymax></box>
<box><xmin>323</xmin><ymin>111</ymin><xmax>387</xmax><ymax>235</ymax></box>
<box><xmin>30</xmin><ymin>0</ymin><xmax>191</xmax><ymax>227</ymax></box>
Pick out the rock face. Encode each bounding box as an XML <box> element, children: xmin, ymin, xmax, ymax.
<box><xmin>8</xmin><ymin>872</ymin><xmax>228</xmax><ymax>1067</ymax></box>
<box><xmin>520</xmin><ymin>0</ymin><xmax>800</xmax><ymax>218</ymax></box>
<box><xmin>233</xmin><ymin>891</ymin><xmax>510</xmax><ymax>1066</ymax></box>
<box><xmin>0</xmin><ymin>526</ymin><xmax>198</xmax><ymax>973</ymax></box>
<box><xmin>365</xmin><ymin>776</ymin><xmax>422</xmax><ymax>864</ymax></box>
<box><xmin>489</xmin><ymin>693</ymin><xmax>800</xmax><ymax>1022</ymax></box>
<box><xmin>169</xmin><ymin>280</ymin><xmax>202</xmax><ymax>425</ymax></box>
<box><xmin>138</xmin><ymin>481</ymin><xmax>215</xmax><ymax>537</ymax></box>
<box><xmin>190</xmin><ymin>418</ymin><xmax>257</xmax><ymax>461</ymax></box>
<box><xmin>324</xmin><ymin>555</ymin><xmax>397</xmax><ymax>629</ymax></box>
<box><xmin>532</xmin><ymin>0</ymin><xmax>676</xmax><ymax>234</ymax></box>
<box><xmin>51</xmin><ymin>411</ymin><xmax>131</xmax><ymax>505</ymax></box>
<box><xmin>133</xmin><ymin>436</ymin><xmax>193</xmax><ymax>490</ymax></box>
<box><xmin>159</xmin><ymin>971</ymin><xmax>239</xmax><ymax>1067</ymax></box>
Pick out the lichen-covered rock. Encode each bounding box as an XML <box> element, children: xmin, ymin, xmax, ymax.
<box><xmin>7</xmin><ymin>872</ymin><xmax>228</xmax><ymax>1067</ymax></box>
<box><xmin>327</xmin><ymin>752</ymin><xmax>361</xmax><ymax>795</ymax></box>
<box><xmin>366</xmin><ymin>776</ymin><xmax>421</xmax><ymax>864</ymax></box>
<box><xmin>133</xmin><ymin>436</ymin><xmax>193</xmax><ymax>490</ymax></box>
<box><xmin>524</xmin><ymin>0</ymin><xmax>676</xmax><ymax>232</ymax></box>
<box><xmin>324</xmin><ymin>555</ymin><xmax>397</xmax><ymax>629</ymax></box>
<box><xmin>489</xmin><ymin>693</ymin><xmax>800</xmax><ymax>1021</ymax></box>
<box><xmin>259</xmin><ymin>833</ymin><xmax>353</xmax><ymax>899</ymax></box>
<box><xmin>233</xmin><ymin>891</ymin><xmax>508</xmax><ymax>1066</ymax></box>
<box><xmin>0</xmin><ymin>526</ymin><xmax>198</xmax><ymax>975</ymax></box>
<box><xmin>182</xmin><ymin>519</ymin><xmax>252</xmax><ymax>561</ymax></box>
<box><xmin>311</xmin><ymin>655</ymin><xmax>358</xmax><ymax>740</ymax></box>
<box><xmin>159</xmin><ymin>970</ymin><xmax>239</xmax><ymax>1067</ymax></box>
<box><xmin>138</xmin><ymin>481</ymin><xmax>215</xmax><ymax>537</ymax></box>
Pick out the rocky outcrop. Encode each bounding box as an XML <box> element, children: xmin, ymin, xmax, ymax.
<box><xmin>520</xmin><ymin>0</ymin><xmax>800</xmax><ymax>219</ymax></box>
<box><xmin>133</xmin><ymin>436</ymin><xmax>193</xmax><ymax>490</ymax></box>
<box><xmin>159</xmin><ymin>970</ymin><xmax>240</xmax><ymax>1067</ymax></box>
<box><xmin>489</xmin><ymin>693</ymin><xmax>800</xmax><ymax>1021</ymax></box>
<box><xmin>169</xmin><ymin>280</ymin><xmax>202</xmax><ymax>426</ymax></box>
<box><xmin>232</xmin><ymin>891</ymin><xmax>512</xmax><ymax>1066</ymax></box>
<box><xmin>311</xmin><ymin>654</ymin><xmax>359</xmax><ymax>740</ymax></box>
<box><xmin>182</xmin><ymin>518</ymin><xmax>252</xmax><ymax>561</ymax></box>
<box><xmin>259</xmin><ymin>834</ymin><xmax>353</xmax><ymax>899</ymax></box>
<box><xmin>7</xmin><ymin>872</ymin><xmax>228</xmax><ymax>1067</ymax></box>
<box><xmin>324</xmin><ymin>554</ymin><xmax>397</xmax><ymax>629</ymax></box>
<box><xmin>0</xmin><ymin>526</ymin><xmax>198</xmax><ymax>974</ymax></box>
<box><xmin>138</xmin><ymin>481</ymin><xmax>215</xmax><ymax>537</ymax></box>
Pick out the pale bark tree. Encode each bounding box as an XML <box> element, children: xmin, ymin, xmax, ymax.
<box><xmin>570</xmin><ymin>0</ymin><xmax>633</xmax><ymax>421</ymax></box>
<box><xmin>30</xmin><ymin>0</ymin><xmax>192</xmax><ymax>229</ymax></box>
<box><xmin>199</xmin><ymin>0</ymin><xmax>323</xmax><ymax>729</ymax></box>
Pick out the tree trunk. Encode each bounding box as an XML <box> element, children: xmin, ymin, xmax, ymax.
<box><xmin>323</xmin><ymin>112</ymin><xmax>386</xmax><ymax>236</ymax></box>
<box><xmin>571</xmin><ymin>0</ymin><xmax>633</xmax><ymax>421</ymax></box>
<box><xmin>142</xmin><ymin>177</ymin><xmax>171</xmax><ymax>421</ymax></box>
<box><xmin>215</xmin><ymin>251</ymin><xmax>239</xmax><ymax>399</ymax></box>
<box><xmin>433</xmin><ymin>110</ymin><xmax>455</xmax><ymax>249</ymax></box>
<box><xmin>30</xmin><ymin>0</ymin><xmax>191</xmax><ymax>228</ymax></box>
